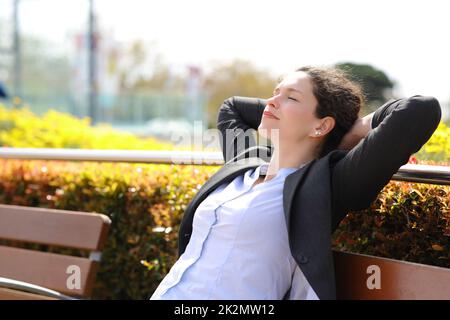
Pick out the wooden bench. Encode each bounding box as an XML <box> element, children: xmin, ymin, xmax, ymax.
<box><xmin>334</xmin><ymin>250</ymin><xmax>450</xmax><ymax>299</ymax></box>
<box><xmin>0</xmin><ymin>204</ymin><xmax>111</xmax><ymax>300</ymax></box>
<box><xmin>2</xmin><ymin>204</ymin><xmax>448</xmax><ymax>300</ymax></box>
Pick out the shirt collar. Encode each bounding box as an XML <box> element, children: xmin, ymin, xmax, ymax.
<box><xmin>258</xmin><ymin>162</ymin><xmax>308</xmax><ymax>178</ymax></box>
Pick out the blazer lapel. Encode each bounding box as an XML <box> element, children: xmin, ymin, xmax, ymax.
<box><xmin>187</xmin><ymin>145</ymin><xmax>272</xmax><ymax>211</ymax></box>
<box><xmin>193</xmin><ymin>157</ymin><xmax>267</xmax><ymax>207</ymax></box>
<box><xmin>282</xmin><ymin>159</ymin><xmax>316</xmax><ymax>231</ymax></box>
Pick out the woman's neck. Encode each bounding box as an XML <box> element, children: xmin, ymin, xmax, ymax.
<box><xmin>264</xmin><ymin>143</ymin><xmax>316</xmax><ymax>180</ymax></box>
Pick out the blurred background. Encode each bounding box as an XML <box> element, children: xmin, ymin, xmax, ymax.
<box><xmin>0</xmin><ymin>0</ymin><xmax>449</xmax><ymax>147</ymax></box>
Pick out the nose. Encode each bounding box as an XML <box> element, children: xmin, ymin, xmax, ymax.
<box><xmin>266</xmin><ymin>94</ymin><xmax>280</xmax><ymax>110</ymax></box>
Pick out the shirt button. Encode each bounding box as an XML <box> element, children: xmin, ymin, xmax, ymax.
<box><xmin>297</xmin><ymin>253</ymin><xmax>309</xmax><ymax>264</ymax></box>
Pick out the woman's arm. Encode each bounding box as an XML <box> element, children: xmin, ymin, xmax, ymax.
<box><xmin>336</xmin><ymin>112</ymin><xmax>375</xmax><ymax>150</ymax></box>
<box><xmin>217</xmin><ymin>96</ymin><xmax>267</xmax><ymax>162</ymax></box>
<box><xmin>331</xmin><ymin>96</ymin><xmax>441</xmax><ymax>229</ymax></box>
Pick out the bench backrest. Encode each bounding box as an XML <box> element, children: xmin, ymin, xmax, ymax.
<box><xmin>0</xmin><ymin>204</ymin><xmax>111</xmax><ymax>298</ymax></box>
<box><xmin>334</xmin><ymin>250</ymin><xmax>450</xmax><ymax>299</ymax></box>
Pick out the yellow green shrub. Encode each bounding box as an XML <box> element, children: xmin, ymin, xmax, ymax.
<box><xmin>1</xmin><ymin>104</ymin><xmax>448</xmax><ymax>161</ymax></box>
<box><xmin>415</xmin><ymin>122</ymin><xmax>450</xmax><ymax>162</ymax></box>
<box><xmin>0</xmin><ymin>104</ymin><xmax>180</xmax><ymax>150</ymax></box>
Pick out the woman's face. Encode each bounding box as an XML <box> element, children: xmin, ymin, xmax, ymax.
<box><xmin>258</xmin><ymin>71</ymin><xmax>322</xmax><ymax>144</ymax></box>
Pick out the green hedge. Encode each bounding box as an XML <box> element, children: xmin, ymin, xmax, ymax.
<box><xmin>0</xmin><ymin>158</ymin><xmax>448</xmax><ymax>299</ymax></box>
<box><xmin>332</xmin><ymin>179</ymin><xmax>450</xmax><ymax>267</ymax></box>
<box><xmin>0</xmin><ymin>159</ymin><xmax>219</xmax><ymax>299</ymax></box>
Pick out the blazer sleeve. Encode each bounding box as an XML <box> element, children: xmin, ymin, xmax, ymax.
<box><xmin>331</xmin><ymin>95</ymin><xmax>442</xmax><ymax>228</ymax></box>
<box><xmin>217</xmin><ymin>96</ymin><xmax>268</xmax><ymax>162</ymax></box>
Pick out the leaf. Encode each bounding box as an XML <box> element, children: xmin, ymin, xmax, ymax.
<box><xmin>431</xmin><ymin>244</ymin><xmax>444</xmax><ymax>251</ymax></box>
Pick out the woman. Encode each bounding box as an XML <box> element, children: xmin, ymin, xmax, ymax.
<box><xmin>151</xmin><ymin>66</ymin><xmax>442</xmax><ymax>300</ymax></box>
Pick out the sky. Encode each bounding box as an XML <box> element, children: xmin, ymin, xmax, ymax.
<box><xmin>1</xmin><ymin>0</ymin><xmax>450</xmax><ymax>111</ymax></box>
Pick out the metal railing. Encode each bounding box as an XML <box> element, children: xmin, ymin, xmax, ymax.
<box><xmin>0</xmin><ymin>147</ymin><xmax>224</xmax><ymax>165</ymax></box>
<box><xmin>0</xmin><ymin>147</ymin><xmax>449</xmax><ymax>185</ymax></box>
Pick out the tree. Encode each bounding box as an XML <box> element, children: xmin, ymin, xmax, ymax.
<box><xmin>335</xmin><ymin>62</ymin><xmax>395</xmax><ymax>113</ymax></box>
<box><xmin>19</xmin><ymin>35</ymin><xmax>71</xmax><ymax>98</ymax></box>
<box><xmin>202</xmin><ymin>59</ymin><xmax>278</xmax><ymax>128</ymax></box>
<box><xmin>119</xmin><ymin>40</ymin><xmax>186</xmax><ymax>93</ymax></box>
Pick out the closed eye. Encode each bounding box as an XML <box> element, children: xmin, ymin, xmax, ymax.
<box><xmin>289</xmin><ymin>97</ymin><xmax>299</xmax><ymax>102</ymax></box>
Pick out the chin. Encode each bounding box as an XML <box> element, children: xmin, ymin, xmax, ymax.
<box><xmin>257</xmin><ymin>125</ymin><xmax>279</xmax><ymax>141</ymax></box>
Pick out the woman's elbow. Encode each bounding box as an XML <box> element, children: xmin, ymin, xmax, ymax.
<box><xmin>407</xmin><ymin>95</ymin><xmax>442</xmax><ymax>127</ymax></box>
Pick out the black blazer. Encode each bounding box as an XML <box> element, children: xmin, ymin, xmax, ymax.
<box><xmin>178</xmin><ymin>95</ymin><xmax>442</xmax><ymax>300</ymax></box>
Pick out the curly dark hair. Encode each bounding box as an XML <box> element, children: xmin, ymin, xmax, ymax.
<box><xmin>295</xmin><ymin>66</ymin><xmax>364</xmax><ymax>158</ymax></box>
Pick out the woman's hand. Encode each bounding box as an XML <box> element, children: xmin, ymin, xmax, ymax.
<box><xmin>337</xmin><ymin>113</ymin><xmax>374</xmax><ymax>151</ymax></box>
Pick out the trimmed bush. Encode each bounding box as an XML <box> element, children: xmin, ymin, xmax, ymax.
<box><xmin>332</xmin><ymin>178</ymin><xmax>450</xmax><ymax>268</ymax></box>
<box><xmin>0</xmin><ymin>159</ymin><xmax>219</xmax><ymax>299</ymax></box>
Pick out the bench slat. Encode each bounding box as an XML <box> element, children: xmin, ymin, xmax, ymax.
<box><xmin>0</xmin><ymin>245</ymin><xmax>97</xmax><ymax>297</ymax></box>
<box><xmin>0</xmin><ymin>204</ymin><xmax>110</xmax><ymax>251</ymax></box>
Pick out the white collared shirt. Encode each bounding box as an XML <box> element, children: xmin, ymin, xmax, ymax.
<box><xmin>150</xmin><ymin>163</ymin><xmax>318</xmax><ymax>300</ymax></box>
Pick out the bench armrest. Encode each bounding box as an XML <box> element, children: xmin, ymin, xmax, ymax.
<box><xmin>0</xmin><ymin>277</ymin><xmax>80</xmax><ymax>300</ymax></box>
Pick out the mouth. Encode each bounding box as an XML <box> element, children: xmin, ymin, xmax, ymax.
<box><xmin>263</xmin><ymin>111</ymin><xmax>279</xmax><ymax>120</ymax></box>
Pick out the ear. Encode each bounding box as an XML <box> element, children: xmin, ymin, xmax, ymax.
<box><xmin>311</xmin><ymin>116</ymin><xmax>335</xmax><ymax>137</ymax></box>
